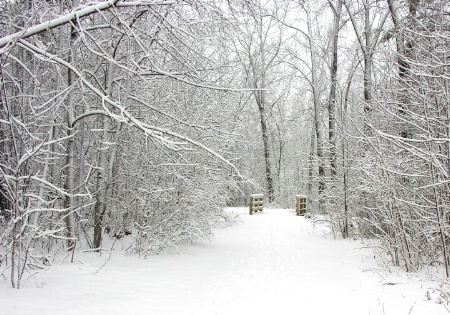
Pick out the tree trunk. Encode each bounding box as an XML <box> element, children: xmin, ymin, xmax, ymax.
<box><xmin>328</xmin><ymin>0</ymin><xmax>342</xmax><ymax>183</ymax></box>
<box><xmin>307</xmin><ymin>120</ymin><xmax>316</xmax><ymax>196</ymax></box>
<box><xmin>34</xmin><ymin>0</ymin><xmax>64</xmax><ymax>229</ymax></box>
<box><xmin>344</xmin><ymin>0</ymin><xmax>389</xmax><ymax>110</ymax></box>
<box><xmin>306</xmin><ymin>1</ymin><xmax>325</xmax><ymax>211</ymax></box>
<box><xmin>257</xmin><ymin>103</ymin><xmax>275</xmax><ymax>203</ymax></box>
<box><xmin>363</xmin><ymin>0</ymin><xmax>372</xmax><ymax>108</ymax></box>
<box><xmin>62</xmin><ymin>0</ymin><xmax>79</xmax><ymax>251</ymax></box>
<box><xmin>92</xmin><ymin>20</ymin><xmax>121</xmax><ymax>249</ymax></box>
<box><xmin>257</xmin><ymin>13</ymin><xmax>274</xmax><ymax>203</ymax></box>
<box><xmin>92</xmin><ymin>73</ymin><xmax>112</xmax><ymax>250</ymax></box>
<box><xmin>387</xmin><ymin>0</ymin><xmax>417</xmax><ymax>138</ymax></box>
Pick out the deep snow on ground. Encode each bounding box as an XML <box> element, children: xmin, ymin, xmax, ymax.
<box><xmin>0</xmin><ymin>208</ymin><xmax>448</xmax><ymax>315</ymax></box>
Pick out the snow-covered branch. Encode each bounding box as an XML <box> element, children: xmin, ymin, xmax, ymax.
<box><xmin>0</xmin><ymin>0</ymin><xmax>175</xmax><ymax>50</ymax></box>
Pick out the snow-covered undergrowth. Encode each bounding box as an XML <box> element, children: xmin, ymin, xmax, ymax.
<box><xmin>122</xmin><ymin>204</ymin><xmax>239</xmax><ymax>257</ymax></box>
<box><xmin>1</xmin><ymin>208</ymin><xmax>447</xmax><ymax>314</ymax></box>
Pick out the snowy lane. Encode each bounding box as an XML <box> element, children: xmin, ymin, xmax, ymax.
<box><xmin>197</xmin><ymin>208</ymin><xmax>379</xmax><ymax>314</ymax></box>
<box><xmin>1</xmin><ymin>208</ymin><xmax>447</xmax><ymax>315</ymax></box>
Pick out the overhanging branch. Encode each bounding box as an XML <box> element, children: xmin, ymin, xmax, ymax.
<box><xmin>0</xmin><ymin>0</ymin><xmax>175</xmax><ymax>50</ymax></box>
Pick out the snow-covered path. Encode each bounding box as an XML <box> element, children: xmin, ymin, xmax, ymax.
<box><xmin>1</xmin><ymin>208</ymin><xmax>446</xmax><ymax>314</ymax></box>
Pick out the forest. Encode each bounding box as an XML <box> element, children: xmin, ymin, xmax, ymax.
<box><xmin>0</xmin><ymin>0</ymin><xmax>449</xmax><ymax>289</ymax></box>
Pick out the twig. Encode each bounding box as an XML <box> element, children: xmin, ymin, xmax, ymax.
<box><xmin>94</xmin><ymin>239</ymin><xmax>117</xmax><ymax>275</ymax></box>
<box><xmin>71</xmin><ymin>240</ymin><xmax>77</xmax><ymax>263</ymax></box>
<box><xmin>408</xmin><ymin>302</ymin><xmax>416</xmax><ymax>315</ymax></box>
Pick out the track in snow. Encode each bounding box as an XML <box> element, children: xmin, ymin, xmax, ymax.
<box><xmin>194</xmin><ymin>208</ymin><xmax>379</xmax><ymax>314</ymax></box>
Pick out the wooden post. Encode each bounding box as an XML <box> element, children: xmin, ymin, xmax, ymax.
<box><xmin>296</xmin><ymin>195</ymin><xmax>307</xmax><ymax>216</ymax></box>
<box><xmin>249</xmin><ymin>194</ymin><xmax>264</xmax><ymax>215</ymax></box>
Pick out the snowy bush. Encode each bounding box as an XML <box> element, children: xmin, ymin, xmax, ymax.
<box><xmin>112</xmin><ymin>165</ymin><xmax>238</xmax><ymax>256</ymax></box>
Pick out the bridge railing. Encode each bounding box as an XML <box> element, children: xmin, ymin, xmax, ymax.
<box><xmin>295</xmin><ymin>195</ymin><xmax>307</xmax><ymax>216</ymax></box>
<box><xmin>249</xmin><ymin>194</ymin><xmax>264</xmax><ymax>215</ymax></box>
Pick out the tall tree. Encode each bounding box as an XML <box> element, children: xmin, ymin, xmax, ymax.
<box><xmin>304</xmin><ymin>0</ymin><xmax>326</xmax><ymax>210</ymax></box>
<box><xmin>229</xmin><ymin>0</ymin><xmax>288</xmax><ymax>203</ymax></box>
<box><xmin>327</xmin><ymin>0</ymin><xmax>342</xmax><ymax>182</ymax></box>
<box><xmin>343</xmin><ymin>0</ymin><xmax>389</xmax><ymax>109</ymax></box>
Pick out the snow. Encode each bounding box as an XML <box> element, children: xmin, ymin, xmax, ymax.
<box><xmin>1</xmin><ymin>208</ymin><xmax>447</xmax><ymax>315</ymax></box>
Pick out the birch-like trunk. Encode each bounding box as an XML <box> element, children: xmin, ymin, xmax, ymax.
<box><xmin>92</xmin><ymin>20</ymin><xmax>123</xmax><ymax>249</ymax></box>
<box><xmin>33</xmin><ymin>0</ymin><xmax>65</xmax><ymax>229</ymax></box>
<box><xmin>92</xmin><ymin>67</ymin><xmax>113</xmax><ymax>250</ymax></box>
<box><xmin>62</xmin><ymin>0</ymin><xmax>79</xmax><ymax>251</ymax></box>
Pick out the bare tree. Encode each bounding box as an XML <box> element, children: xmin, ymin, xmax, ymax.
<box><xmin>227</xmin><ymin>0</ymin><xmax>290</xmax><ymax>203</ymax></box>
<box><xmin>343</xmin><ymin>0</ymin><xmax>389</xmax><ymax>108</ymax></box>
<box><xmin>327</xmin><ymin>0</ymin><xmax>342</xmax><ymax>183</ymax></box>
